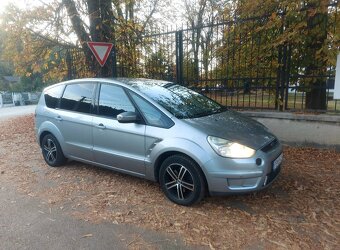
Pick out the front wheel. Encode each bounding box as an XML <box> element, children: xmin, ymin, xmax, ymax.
<box><xmin>159</xmin><ymin>155</ymin><xmax>206</xmax><ymax>206</ymax></box>
<box><xmin>41</xmin><ymin>134</ymin><xmax>66</xmax><ymax>167</ymax></box>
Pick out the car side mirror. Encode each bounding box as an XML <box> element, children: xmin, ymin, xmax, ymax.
<box><xmin>117</xmin><ymin>111</ymin><xmax>139</xmax><ymax>123</ymax></box>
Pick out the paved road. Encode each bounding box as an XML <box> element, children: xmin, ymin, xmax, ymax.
<box><xmin>0</xmin><ymin>105</ymin><xmax>36</xmax><ymax>120</ymax></box>
<box><xmin>0</xmin><ymin>109</ymin><xmax>193</xmax><ymax>250</ymax></box>
<box><xmin>0</xmin><ymin>182</ymin><xmax>191</xmax><ymax>250</ymax></box>
<box><xmin>0</xmin><ymin>184</ymin><xmax>191</xmax><ymax>250</ymax></box>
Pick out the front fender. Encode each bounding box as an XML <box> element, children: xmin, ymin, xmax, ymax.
<box><xmin>145</xmin><ymin>137</ymin><xmax>211</xmax><ymax>181</ymax></box>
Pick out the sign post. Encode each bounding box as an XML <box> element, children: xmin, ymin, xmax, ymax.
<box><xmin>87</xmin><ymin>42</ymin><xmax>113</xmax><ymax>67</ymax></box>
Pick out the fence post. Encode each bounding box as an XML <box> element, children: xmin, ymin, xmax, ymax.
<box><xmin>175</xmin><ymin>30</ymin><xmax>184</xmax><ymax>85</ymax></box>
<box><xmin>276</xmin><ymin>45</ymin><xmax>282</xmax><ymax>110</ymax></box>
<box><xmin>280</xmin><ymin>44</ymin><xmax>288</xmax><ymax>111</ymax></box>
<box><xmin>284</xmin><ymin>45</ymin><xmax>291</xmax><ymax>110</ymax></box>
<box><xmin>66</xmin><ymin>50</ymin><xmax>73</xmax><ymax>80</ymax></box>
<box><xmin>276</xmin><ymin>15</ymin><xmax>286</xmax><ymax>111</ymax></box>
<box><xmin>276</xmin><ymin>46</ymin><xmax>288</xmax><ymax>112</ymax></box>
<box><xmin>112</xmin><ymin>46</ymin><xmax>117</xmax><ymax>77</ymax></box>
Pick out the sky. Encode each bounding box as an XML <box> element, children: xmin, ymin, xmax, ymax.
<box><xmin>0</xmin><ymin>0</ymin><xmax>186</xmax><ymax>15</ymax></box>
<box><xmin>0</xmin><ymin>0</ymin><xmax>42</xmax><ymax>15</ymax></box>
<box><xmin>0</xmin><ymin>0</ymin><xmax>25</xmax><ymax>14</ymax></box>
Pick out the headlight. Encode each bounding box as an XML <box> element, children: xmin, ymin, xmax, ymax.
<box><xmin>207</xmin><ymin>136</ymin><xmax>255</xmax><ymax>158</ymax></box>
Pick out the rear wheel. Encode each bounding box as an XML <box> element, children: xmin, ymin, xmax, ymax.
<box><xmin>41</xmin><ymin>134</ymin><xmax>66</xmax><ymax>167</ymax></box>
<box><xmin>159</xmin><ymin>155</ymin><xmax>206</xmax><ymax>206</ymax></box>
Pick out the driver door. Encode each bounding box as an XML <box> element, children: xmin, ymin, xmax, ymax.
<box><xmin>92</xmin><ymin>83</ymin><xmax>146</xmax><ymax>175</ymax></box>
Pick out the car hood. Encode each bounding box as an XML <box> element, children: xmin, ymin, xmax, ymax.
<box><xmin>183</xmin><ymin>110</ymin><xmax>276</xmax><ymax>150</ymax></box>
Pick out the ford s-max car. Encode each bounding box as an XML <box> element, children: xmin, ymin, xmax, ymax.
<box><xmin>35</xmin><ymin>78</ymin><xmax>283</xmax><ymax>206</ymax></box>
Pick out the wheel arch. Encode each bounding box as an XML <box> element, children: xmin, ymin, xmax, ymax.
<box><xmin>153</xmin><ymin>151</ymin><xmax>208</xmax><ymax>191</ymax></box>
<box><xmin>39</xmin><ymin>131</ymin><xmax>52</xmax><ymax>146</ymax></box>
<box><xmin>37</xmin><ymin>121</ymin><xmax>65</xmax><ymax>149</ymax></box>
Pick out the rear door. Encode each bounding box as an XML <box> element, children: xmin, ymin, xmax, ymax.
<box><xmin>57</xmin><ymin>82</ymin><xmax>96</xmax><ymax>161</ymax></box>
<box><xmin>92</xmin><ymin>83</ymin><xmax>146</xmax><ymax>175</ymax></box>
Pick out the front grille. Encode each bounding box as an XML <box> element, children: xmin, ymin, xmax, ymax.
<box><xmin>261</xmin><ymin>139</ymin><xmax>278</xmax><ymax>153</ymax></box>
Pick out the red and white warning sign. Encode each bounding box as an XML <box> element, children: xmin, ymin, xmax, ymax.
<box><xmin>87</xmin><ymin>42</ymin><xmax>113</xmax><ymax>67</ymax></box>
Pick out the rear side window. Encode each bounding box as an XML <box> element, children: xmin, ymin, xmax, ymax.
<box><xmin>60</xmin><ymin>83</ymin><xmax>95</xmax><ymax>113</ymax></box>
<box><xmin>98</xmin><ymin>84</ymin><xmax>135</xmax><ymax>118</ymax></box>
<box><xmin>44</xmin><ymin>85</ymin><xmax>64</xmax><ymax>109</ymax></box>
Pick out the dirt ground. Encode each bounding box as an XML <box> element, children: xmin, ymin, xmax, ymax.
<box><xmin>0</xmin><ymin>115</ymin><xmax>339</xmax><ymax>249</ymax></box>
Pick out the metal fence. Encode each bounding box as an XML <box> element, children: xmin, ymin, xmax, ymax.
<box><xmin>66</xmin><ymin>2</ymin><xmax>339</xmax><ymax>113</ymax></box>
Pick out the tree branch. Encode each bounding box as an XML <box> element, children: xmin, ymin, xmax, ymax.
<box><xmin>61</xmin><ymin>0</ymin><xmax>90</xmax><ymax>47</ymax></box>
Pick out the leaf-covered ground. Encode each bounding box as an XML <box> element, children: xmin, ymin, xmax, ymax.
<box><xmin>0</xmin><ymin>115</ymin><xmax>339</xmax><ymax>249</ymax></box>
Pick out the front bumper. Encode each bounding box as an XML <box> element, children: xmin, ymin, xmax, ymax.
<box><xmin>204</xmin><ymin>141</ymin><xmax>283</xmax><ymax>195</ymax></box>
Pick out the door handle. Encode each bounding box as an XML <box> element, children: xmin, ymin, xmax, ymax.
<box><xmin>96</xmin><ymin>123</ymin><xmax>106</xmax><ymax>129</ymax></box>
<box><xmin>55</xmin><ymin>116</ymin><xmax>63</xmax><ymax>121</ymax></box>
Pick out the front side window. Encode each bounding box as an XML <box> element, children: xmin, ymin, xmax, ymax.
<box><xmin>60</xmin><ymin>83</ymin><xmax>95</xmax><ymax>113</ymax></box>
<box><xmin>130</xmin><ymin>92</ymin><xmax>173</xmax><ymax>128</ymax></box>
<box><xmin>44</xmin><ymin>84</ymin><xmax>64</xmax><ymax>109</ymax></box>
<box><xmin>98</xmin><ymin>84</ymin><xmax>135</xmax><ymax>118</ymax></box>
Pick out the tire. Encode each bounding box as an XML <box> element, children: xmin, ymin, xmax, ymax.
<box><xmin>41</xmin><ymin>134</ymin><xmax>66</xmax><ymax>167</ymax></box>
<box><xmin>159</xmin><ymin>155</ymin><xmax>206</xmax><ymax>206</ymax></box>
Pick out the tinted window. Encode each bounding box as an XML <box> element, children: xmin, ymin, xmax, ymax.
<box><xmin>60</xmin><ymin>83</ymin><xmax>95</xmax><ymax>113</ymax></box>
<box><xmin>130</xmin><ymin>92</ymin><xmax>173</xmax><ymax>128</ymax></box>
<box><xmin>44</xmin><ymin>85</ymin><xmax>64</xmax><ymax>109</ymax></box>
<box><xmin>98</xmin><ymin>84</ymin><xmax>135</xmax><ymax>118</ymax></box>
<box><xmin>132</xmin><ymin>83</ymin><xmax>226</xmax><ymax>119</ymax></box>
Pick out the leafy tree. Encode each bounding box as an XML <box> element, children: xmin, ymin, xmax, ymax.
<box><xmin>183</xmin><ymin>55</ymin><xmax>199</xmax><ymax>85</ymax></box>
<box><xmin>0</xmin><ymin>61</ymin><xmax>14</xmax><ymax>78</ymax></box>
<box><xmin>0</xmin><ymin>0</ymin><xmax>165</xmax><ymax>85</ymax></box>
<box><xmin>144</xmin><ymin>49</ymin><xmax>174</xmax><ymax>80</ymax></box>
<box><xmin>1</xmin><ymin>0</ymin><xmax>338</xmax><ymax>112</ymax></box>
<box><xmin>227</xmin><ymin>0</ymin><xmax>340</xmax><ymax>110</ymax></box>
<box><xmin>182</xmin><ymin>0</ymin><xmax>227</xmax><ymax>83</ymax></box>
<box><xmin>0</xmin><ymin>3</ymin><xmax>73</xmax><ymax>87</ymax></box>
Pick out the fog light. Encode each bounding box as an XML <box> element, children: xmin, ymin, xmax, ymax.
<box><xmin>256</xmin><ymin>158</ymin><xmax>262</xmax><ymax>166</ymax></box>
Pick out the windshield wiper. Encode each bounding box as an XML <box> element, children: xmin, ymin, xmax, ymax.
<box><xmin>163</xmin><ymin>83</ymin><xmax>177</xmax><ymax>88</ymax></box>
<box><xmin>191</xmin><ymin>110</ymin><xmax>215</xmax><ymax>118</ymax></box>
<box><xmin>191</xmin><ymin>107</ymin><xmax>227</xmax><ymax>118</ymax></box>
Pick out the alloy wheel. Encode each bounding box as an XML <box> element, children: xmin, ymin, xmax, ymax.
<box><xmin>164</xmin><ymin>163</ymin><xmax>195</xmax><ymax>200</ymax></box>
<box><xmin>43</xmin><ymin>138</ymin><xmax>57</xmax><ymax>164</ymax></box>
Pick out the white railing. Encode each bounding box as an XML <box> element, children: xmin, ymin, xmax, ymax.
<box><xmin>0</xmin><ymin>92</ymin><xmax>41</xmax><ymax>108</ymax></box>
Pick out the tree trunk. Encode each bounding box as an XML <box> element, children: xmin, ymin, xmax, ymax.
<box><xmin>86</xmin><ymin>0</ymin><xmax>101</xmax><ymax>74</ymax></box>
<box><xmin>99</xmin><ymin>0</ymin><xmax>115</xmax><ymax>77</ymax></box>
<box><xmin>304</xmin><ymin>2</ymin><xmax>328</xmax><ymax>111</ymax></box>
<box><xmin>87</xmin><ymin>0</ymin><xmax>100</xmax><ymax>41</ymax></box>
<box><xmin>192</xmin><ymin>25</ymin><xmax>200</xmax><ymax>84</ymax></box>
<box><xmin>305</xmin><ymin>86</ymin><xmax>327</xmax><ymax>110</ymax></box>
<box><xmin>62</xmin><ymin>0</ymin><xmax>91</xmax><ymax>57</ymax></box>
<box><xmin>63</xmin><ymin>0</ymin><xmax>115</xmax><ymax>77</ymax></box>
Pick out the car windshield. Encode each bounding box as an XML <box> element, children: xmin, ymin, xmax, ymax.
<box><xmin>133</xmin><ymin>82</ymin><xmax>226</xmax><ymax>119</ymax></box>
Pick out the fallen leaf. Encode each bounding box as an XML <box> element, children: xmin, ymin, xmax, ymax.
<box><xmin>81</xmin><ymin>234</ymin><xmax>93</xmax><ymax>238</ymax></box>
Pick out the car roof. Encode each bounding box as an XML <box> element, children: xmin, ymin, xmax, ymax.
<box><xmin>45</xmin><ymin>78</ymin><xmax>176</xmax><ymax>92</ymax></box>
<box><xmin>114</xmin><ymin>78</ymin><xmax>174</xmax><ymax>88</ymax></box>
<box><xmin>43</xmin><ymin>77</ymin><xmax>179</xmax><ymax>119</ymax></box>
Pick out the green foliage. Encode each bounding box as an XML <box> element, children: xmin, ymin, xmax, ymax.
<box><xmin>145</xmin><ymin>50</ymin><xmax>174</xmax><ymax>79</ymax></box>
<box><xmin>229</xmin><ymin>0</ymin><xmax>339</xmax><ymax>82</ymax></box>
<box><xmin>19</xmin><ymin>72</ymin><xmax>44</xmax><ymax>91</ymax></box>
<box><xmin>0</xmin><ymin>61</ymin><xmax>13</xmax><ymax>76</ymax></box>
<box><xmin>0</xmin><ymin>3</ymin><xmax>71</xmax><ymax>89</ymax></box>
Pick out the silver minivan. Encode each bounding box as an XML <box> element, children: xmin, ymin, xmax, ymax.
<box><xmin>35</xmin><ymin>78</ymin><xmax>283</xmax><ymax>205</ymax></box>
